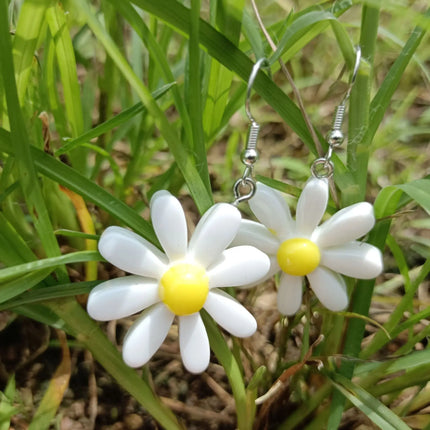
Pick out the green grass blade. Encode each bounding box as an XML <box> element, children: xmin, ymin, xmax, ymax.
<box><xmin>130</xmin><ymin>0</ymin><xmax>315</xmax><ymax>151</ymax></box>
<box><xmin>0</xmin><ymin>280</ymin><xmax>99</xmax><ymax>310</ymax></box>
<box><xmin>103</xmin><ymin>0</ymin><xmax>194</xmax><ymax>150</ymax></box>
<box><xmin>270</xmin><ymin>9</ymin><xmax>336</xmax><ymax>65</ymax></box>
<box><xmin>362</xmin><ymin>10</ymin><xmax>430</xmax><ymax>149</ymax></box>
<box><xmin>328</xmin><ymin>372</ymin><xmax>411</xmax><ymax>430</ymax></box>
<box><xmin>0</xmin><ymin>269</ymin><xmax>53</xmax><ymax>303</ymax></box>
<box><xmin>75</xmin><ymin>0</ymin><xmax>213</xmax><ymax>213</ymax></box>
<box><xmin>347</xmin><ymin>8</ymin><xmax>429</xmax><ymax>203</ymax></box>
<box><xmin>361</xmin><ymin>258</ymin><xmax>430</xmax><ymax>359</ymax></box>
<box><xmin>0</xmin><ymin>0</ymin><xmax>68</xmax><ymax>283</ymax></box>
<box><xmin>55</xmin><ymin>83</ymin><xmax>175</xmax><ymax>156</ymax></box>
<box><xmin>203</xmin><ymin>0</ymin><xmax>244</xmax><ymax>141</ymax></box>
<box><xmin>397</xmin><ymin>179</ymin><xmax>430</xmax><ymax>215</ymax></box>
<box><xmin>46</xmin><ymin>2</ymin><xmax>83</xmax><ymax>137</ymax></box>
<box><xmin>327</xmin><ymin>3</ymin><xmax>382</xmax><ymax>426</ymax></box>
<box><xmin>12</xmin><ymin>0</ymin><xmax>49</xmax><ymax>103</ymax></box>
<box><xmin>356</xmin><ymin>349</ymin><xmax>430</xmax><ymax>379</ymax></box>
<box><xmin>0</xmin><ymin>212</ymin><xmax>37</xmax><ymax>265</ymax></box>
<box><xmin>242</xmin><ymin>9</ymin><xmax>265</xmax><ymax>60</ymax></box>
<box><xmin>54</xmin><ymin>229</ymin><xmax>99</xmax><ymax>240</ymax></box>
<box><xmin>0</xmin><ymin>375</ymin><xmax>18</xmax><ymax>430</ymax></box>
<box><xmin>187</xmin><ymin>0</ymin><xmax>211</xmax><ymax>192</ymax></box>
<box><xmin>46</xmin><ymin>2</ymin><xmax>86</xmax><ymax>172</ymax></box>
<box><xmin>0</xmin><ymin>128</ymin><xmax>158</xmax><ymax>244</ymax></box>
<box><xmin>0</xmin><ymin>250</ymin><xmax>100</xmax><ymax>283</ymax></box>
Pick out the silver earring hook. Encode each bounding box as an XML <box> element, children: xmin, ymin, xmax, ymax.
<box><xmin>245</xmin><ymin>57</ymin><xmax>269</xmax><ymax>123</ymax></box>
<box><xmin>341</xmin><ymin>45</ymin><xmax>362</xmax><ymax>105</ymax></box>
<box><xmin>232</xmin><ymin>58</ymin><xmax>269</xmax><ymax>205</ymax></box>
<box><xmin>311</xmin><ymin>46</ymin><xmax>361</xmax><ymax>179</ymax></box>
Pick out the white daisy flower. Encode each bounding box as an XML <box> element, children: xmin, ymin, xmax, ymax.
<box><xmin>87</xmin><ymin>191</ymin><xmax>270</xmax><ymax>373</ymax></box>
<box><xmin>233</xmin><ymin>178</ymin><xmax>383</xmax><ymax>315</ymax></box>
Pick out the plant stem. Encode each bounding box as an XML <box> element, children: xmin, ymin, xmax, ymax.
<box><xmin>344</xmin><ymin>3</ymin><xmax>380</xmax><ymax>206</ymax></box>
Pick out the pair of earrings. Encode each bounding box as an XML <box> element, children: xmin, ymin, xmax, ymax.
<box><xmin>87</xmin><ymin>49</ymin><xmax>383</xmax><ymax>374</ymax></box>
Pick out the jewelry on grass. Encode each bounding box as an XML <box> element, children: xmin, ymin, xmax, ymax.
<box><xmin>87</xmin><ymin>60</ymin><xmax>271</xmax><ymax>373</ymax></box>
<box><xmin>233</xmin><ymin>47</ymin><xmax>384</xmax><ymax>315</ymax></box>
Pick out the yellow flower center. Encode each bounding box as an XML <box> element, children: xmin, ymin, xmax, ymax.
<box><xmin>159</xmin><ymin>263</ymin><xmax>209</xmax><ymax>316</ymax></box>
<box><xmin>277</xmin><ymin>238</ymin><xmax>321</xmax><ymax>276</ymax></box>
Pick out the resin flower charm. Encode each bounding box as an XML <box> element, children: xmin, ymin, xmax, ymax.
<box><xmin>233</xmin><ymin>178</ymin><xmax>383</xmax><ymax>315</ymax></box>
<box><xmin>87</xmin><ymin>191</ymin><xmax>270</xmax><ymax>373</ymax></box>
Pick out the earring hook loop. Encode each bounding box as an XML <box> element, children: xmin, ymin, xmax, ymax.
<box><xmin>245</xmin><ymin>57</ymin><xmax>269</xmax><ymax>123</ymax></box>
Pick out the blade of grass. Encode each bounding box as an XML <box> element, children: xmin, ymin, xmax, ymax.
<box><xmin>0</xmin><ymin>212</ymin><xmax>37</xmax><ymax>265</ymax></box>
<box><xmin>0</xmin><ymin>250</ymin><xmax>100</xmax><ymax>283</ymax></box>
<box><xmin>361</xmin><ymin>258</ymin><xmax>430</xmax><ymax>358</ymax></box>
<box><xmin>46</xmin><ymin>1</ymin><xmax>86</xmax><ymax>172</ymax></box>
<box><xmin>102</xmin><ymin>1</ymin><xmax>194</xmax><ymax>151</ymax></box>
<box><xmin>55</xmin><ymin>83</ymin><xmax>175</xmax><ymax>156</ymax></box>
<box><xmin>0</xmin><ymin>128</ymin><xmax>158</xmax><ymax>244</ymax></box>
<box><xmin>75</xmin><ymin>0</ymin><xmax>213</xmax><ymax>213</ymax></box>
<box><xmin>54</xmin><ymin>229</ymin><xmax>99</xmax><ymax>240</ymax></box>
<box><xmin>130</xmin><ymin>0</ymin><xmax>315</xmax><ymax>152</ymax></box>
<box><xmin>0</xmin><ymin>268</ymin><xmax>53</xmax><ymax>303</ymax></box>
<box><xmin>327</xmin><ymin>3</ymin><xmax>382</xmax><ymax>427</ymax></box>
<box><xmin>327</xmin><ymin>372</ymin><xmax>411</xmax><ymax>430</ymax></box>
<box><xmin>347</xmin><ymin>8</ymin><xmax>430</xmax><ymax>203</ymax></box>
<box><xmin>0</xmin><ymin>375</ymin><xmax>18</xmax><ymax>430</ymax></box>
<box><xmin>0</xmin><ymin>280</ymin><xmax>99</xmax><ymax>310</ymax></box>
<box><xmin>356</xmin><ymin>349</ymin><xmax>430</xmax><ymax>378</ymax></box>
<box><xmin>328</xmin><ymin>183</ymin><xmax>396</xmax><ymax>429</ymax></box>
<box><xmin>203</xmin><ymin>0</ymin><xmax>244</xmax><ymax>141</ymax></box>
<box><xmin>270</xmin><ymin>9</ymin><xmax>337</xmax><ymax>65</ymax></box>
<box><xmin>12</xmin><ymin>0</ymin><xmax>50</xmax><ymax>104</ymax></box>
<box><xmin>187</xmin><ymin>0</ymin><xmax>211</xmax><ymax>193</ymax></box>
<box><xmin>398</xmin><ymin>179</ymin><xmax>430</xmax><ymax>215</ymax></box>
<box><xmin>60</xmin><ymin>187</ymin><xmax>98</xmax><ymax>281</ymax></box>
<box><xmin>0</xmin><ymin>0</ymin><xmax>68</xmax><ymax>283</ymax></box>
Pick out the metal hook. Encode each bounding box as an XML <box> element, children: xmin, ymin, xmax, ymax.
<box><xmin>342</xmin><ymin>45</ymin><xmax>361</xmax><ymax>104</ymax></box>
<box><xmin>245</xmin><ymin>57</ymin><xmax>269</xmax><ymax>123</ymax></box>
<box><xmin>231</xmin><ymin>58</ymin><xmax>270</xmax><ymax>205</ymax></box>
<box><xmin>311</xmin><ymin>46</ymin><xmax>361</xmax><ymax>179</ymax></box>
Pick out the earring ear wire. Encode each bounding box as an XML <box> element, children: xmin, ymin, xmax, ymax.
<box><xmin>311</xmin><ymin>46</ymin><xmax>361</xmax><ymax>179</ymax></box>
<box><xmin>233</xmin><ymin>58</ymin><xmax>270</xmax><ymax>206</ymax></box>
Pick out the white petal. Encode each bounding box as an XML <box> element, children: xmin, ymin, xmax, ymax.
<box><xmin>230</xmin><ymin>219</ymin><xmax>280</xmax><ymax>254</ymax></box>
<box><xmin>296</xmin><ymin>178</ymin><xmax>328</xmax><ymax>237</ymax></box>
<box><xmin>320</xmin><ymin>242</ymin><xmax>383</xmax><ymax>279</ymax></box>
<box><xmin>277</xmin><ymin>272</ymin><xmax>303</xmax><ymax>316</ymax></box>
<box><xmin>207</xmin><ymin>246</ymin><xmax>270</xmax><ymax>288</ymax></box>
<box><xmin>307</xmin><ymin>267</ymin><xmax>348</xmax><ymax>311</ymax></box>
<box><xmin>313</xmin><ymin>202</ymin><xmax>375</xmax><ymax>248</ymax></box>
<box><xmin>204</xmin><ymin>289</ymin><xmax>256</xmax><ymax>337</ymax></box>
<box><xmin>188</xmin><ymin>203</ymin><xmax>241</xmax><ymax>268</ymax></box>
<box><xmin>87</xmin><ymin>276</ymin><xmax>160</xmax><ymax>321</ymax></box>
<box><xmin>99</xmin><ymin>226</ymin><xmax>168</xmax><ymax>278</ymax></box>
<box><xmin>231</xmin><ymin>255</ymin><xmax>280</xmax><ymax>289</ymax></box>
<box><xmin>122</xmin><ymin>303</ymin><xmax>174</xmax><ymax>368</ymax></box>
<box><xmin>179</xmin><ymin>313</ymin><xmax>210</xmax><ymax>373</ymax></box>
<box><xmin>150</xmin><ymin>191</ymin><xmax>188</xmax><ymax>262</ymax></box>
<box><xmin>249</xmin><ymin>182</ymin><xmax>293</xmax><ymax>238</ymax></box>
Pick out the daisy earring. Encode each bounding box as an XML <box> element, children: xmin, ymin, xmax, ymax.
<box><xmin>86</xmin><ymin>60</ymin><xmax>272</xmax><ymax>374</ymax></box>
<box><xmin>234</xmin><ymin>47</ymin><xmax>384</xmax><ymax>316</ymax></box>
